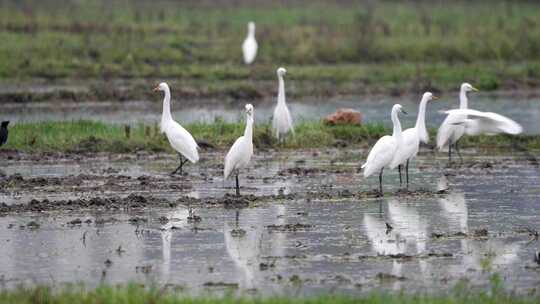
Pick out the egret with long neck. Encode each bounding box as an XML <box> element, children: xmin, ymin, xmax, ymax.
<box><xmin>154</xmin><ymin>82</ymin><xmax>199</xmax><ymax>175</ymax></box>
<box><xmin>224</xmin><ymin>104</ymin><xmax>255</xmax><ymax>196</ymax></box>
<box><xmin>390</xmin><ymin>92</ymin><xmax>437</xmax><ymax>189</ymax></box>
<box><xmin>436</xmin><ymin>83</ymin><xmax>478</xmax><ymax>163</ymax></box>
<box><xmin>272</xmin><ymin>67</ymin><xmax>294</xmax><ymax>143</ymax></box>
<box><xmin>362</xmin><ymin>104</ymin><xmax>406</xmax><ymax>195</ymax></box>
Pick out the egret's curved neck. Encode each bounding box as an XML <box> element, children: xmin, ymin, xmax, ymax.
<box><xmin>244</xmin><ymin>114</ymin><xmax>254</xmax><ymax>140</ymax></box>
<box><xmin>277</xmin><ymin>75</ymin><xmax>285</xmax><ymax>105</ymax></box>
<box><xmin>391</xmin><ymin>108</ymin><xmax>402</xmax><ymax>139</ymax></box>
<box><xmin>415</xmin><ymin>97</ymin><xmax>428</xmax><ymax>140</ymax></box>
<box><xmin>161</xmin><ymin>87</ymin><xmax>172</xmax><ymax>130</ymax></box>
<box><xmin>459</xmin><ymin>89</ymin><xmax>468</xmax><ymax>109</ymax></box>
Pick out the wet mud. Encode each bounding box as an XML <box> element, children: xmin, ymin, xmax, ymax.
<box><xmin>0</xmin><ymin>149</ymin><xmax>539</xmax><ymax>296</ymax></box>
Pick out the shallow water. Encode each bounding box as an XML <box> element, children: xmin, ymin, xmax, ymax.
<box><xmin>2</xmin><ymin>93</ymin><xmax>539</xmax><ymax>134</ymax></box>
<box><xmin>0</xmin><ymin>150</ymin><xmax>539</xmax><ymax>295</ymax></box>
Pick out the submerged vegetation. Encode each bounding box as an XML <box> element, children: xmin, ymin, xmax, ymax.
<box><xmin>0</xmin><ymin>0</ymin><xmax>540</xmax><ymax>100</ymax></box>
<box><xmin>2</xmin><ymin>120</ymin><xmax>539</xmax><ymax>153</ymax></box>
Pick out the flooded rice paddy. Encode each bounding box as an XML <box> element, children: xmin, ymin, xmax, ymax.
<box><xmin>0</xmin><ymin>148</ymin><xmax>539</xmax><ymax>296</ymax></box>
<box><xmin>2</xmin><ymin>92</ymin><xmax>540</xmax><ymax>134</ymax></box>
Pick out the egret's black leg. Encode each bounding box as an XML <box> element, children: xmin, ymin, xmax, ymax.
<box><xmin>398</xmin><ymin>165</ymin><xmax>402</xmax><ymax>187</ymax></box>
<box><xmin>406</xmin><ymin>159</ymin><xmax>410</xmax><ymax>189</ymax></box>
<box><xmin>378</xmin><ymin>168</ymin><xmax>384</xmax><ymax>196</ymax></box>
<box><xmin>448</xmin><ymin>144</ymin><xmax>452</xmax><ymax>163</ymax></box>
<box><xmin>235</xmin><ymin>173</ymin><xmax>240</xmax><ymax>196</ymax></box>
<box><xmin>455</xmin><ymin>140</ymin><xmax>463</xmax><ymax>163</ymax></box>
<box><xmin>171</xmin><ymin>154</ymin><xmax>188</xmax><ymax>175</ymax></box>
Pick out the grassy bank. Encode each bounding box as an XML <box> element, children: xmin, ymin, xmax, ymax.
<box><xmin>1</xmin><ymin>120</ymin><xmax>538</xmax><ymax>153</ymax></box>
<box><xmin>0</xmin><ymin>281</ymin><xmax>538</xmax><ymax>304</ymax></box>
<box><xmin>0</xmin><ymin>1</ymin><xmax>540</xmax><ymax>100</ymax></box>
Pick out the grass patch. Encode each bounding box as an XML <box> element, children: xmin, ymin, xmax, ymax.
<box><xmin>0</xmin><ymin>1</ymin><xmax>539</xmax><ymax>97</ymax></box>
<box><xmin>1</xmin><ymin>120</ymin><xmax>539</xmax><ymax>153</ymax></box>
<box><xmin>0</xmin><ymin>277</ymin><xmax>537</xmax><ymax>304</ymax></box>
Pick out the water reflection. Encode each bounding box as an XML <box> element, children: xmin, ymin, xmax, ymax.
<box><xmin>439</xmin><ymin>191</ymin><xmax>468</xmax><ymax>232</ymax></box>
<box><xmin>160</xmin><ymin>206</ymin><xmax>190</xmax><ymax>282</ymax></box>
<box><xmin>224</xmin><ymin>206</ymin><xmax>286</xmax><ymax>291</ymax></box>
<box><xmin>438</xmin><ymin>190</ymin><xmax>522</xmax><ymax>274</ymax></box>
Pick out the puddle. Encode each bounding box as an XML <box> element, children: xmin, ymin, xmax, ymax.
<box><xmin>1</xmin><ymin>93</ymin><xmax>539</xmax><ymax>134</ymax></box>
<box><xmin>0</xmin><ymin>150</ymin><xmax>539</xmax><ymax>296</ymax></box>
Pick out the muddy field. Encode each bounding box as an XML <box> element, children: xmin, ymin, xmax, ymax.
<box><xmin>0</xmin><ymin>147</ymin><xmax>539</xmax><ymax>296</ymax></box>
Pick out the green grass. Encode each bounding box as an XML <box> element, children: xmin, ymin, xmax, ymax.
<box><xmin>0</xmin><ymin>278</ymin><xmax>537</xmax><ymax>304</ymax></box>
<box><xmin>0</xmin><ymin>1</ymin><xmax>540</xmax><ymax>98</ymax></box>
<box><xmin>2</xmin><ymin>120</ymin><xmax>539</xmax><ymax>153</ymax></box>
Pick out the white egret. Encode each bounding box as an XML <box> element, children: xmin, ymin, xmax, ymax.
<box><xmin>242</xmin><ymin>22</ymin><xmax>258</xmax><ymax>65</ymax></box>
<box><xmin>272</xmin><ymin>67</ymin><xmax>294</xmax><ymax>142</ymax></box>
<box><xmin>362</xmin><ymin>104</ymin><xmax>406</xmax><ymax>195</ymax></box>
<box><xmin>442</xmin><ymin>109</ymin><xmax>523</xmax><ymax>136</ymax></box>
<box><xmin>154</xmin><ymin>82</ymin><xmax>199</xmax><ymax>174</ymax></box>
<box><xmin>224</xmin><ymin>104</ymin><xmax>254</xmax><ymax>196</ymax></box>
<box><xmin>436</xmin><ymin>82</ymin><xmax>478</xmax><ymax>162</ymax></box>
<box><xmin>389</xmin><ymin>92</ymin><xmax>437</xmax><ymax>188</ymax></box>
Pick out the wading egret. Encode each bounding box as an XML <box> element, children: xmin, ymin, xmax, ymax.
<box><xmin>154</xmin><ymin>82</ymin><xmax>199</xmax><ymax>174</ymax></box>
<box><xmin>242</xmin><ymin>22</ymin><xmax>258</xmax><ymax>65</ymax></box>
<box><xmin>272</xmin><ymin>67</ymin><xmax>294</xmax><ymax>142</ymax></box>
<box><xmin>436</xmin><ymin>83</ymin><xmax>478</xmax><ymax>162</ymax></box>
<box><xmin>390</xmin><ymin>92</ymin><xmax>437</xmax><ymax>188</ymax></box>
<box><xmin>224</xmin><ymin>104</ymin><xmax>254</xmax><ymax>196</ymax></box>
<box><xmin>0</xmin><ymin>121</ymin><xmax>9</xmax><ymax>147</ymax></box>
<box><xmin>362</xmin><ymin>104</ymin><xmax>406</xmax><ymax>195</ymax></box>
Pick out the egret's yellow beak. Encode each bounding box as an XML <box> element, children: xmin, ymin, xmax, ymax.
<box><xmin>432</xmin><ymin>95</ymin><xmax>439</xmax><ymax>100</ymax></box>
<box><xmin>153</xmin><ymin>86</ymin><xmax>159</xmax><ymax>92</ymax></box>
<box><xmin>472</xmin><ymin>86</ymin><xmax>479</xmax><ymax>92</ymax></box>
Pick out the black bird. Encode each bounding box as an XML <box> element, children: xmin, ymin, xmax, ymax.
<box><xmin>385</xmin><ymin>222</ymin><xmax>393</xmax><ymax>235</ymax></box>
<box><xmin>0</xmin><ymin>121</ymin><xmax>9</xmax><ymax>147</ymax></box>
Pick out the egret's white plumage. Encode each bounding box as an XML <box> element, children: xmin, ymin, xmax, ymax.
<box><xmin>272</xmin><ymin>67</ymin><xmax>294</xmax><ymax>141</ymax></box>
<box><xmin>436</xmin><ymin>83</ymin><xmax>478</xmax><ymax>161</ymax></box>
<box><xmin>242</xmin><ymin>22</ymin><xmax>258</xmax><ymax>65</ymax></box>
<box><xmin>224</xmin><ymin>104</ymin><xmax>254</xmax><ymax>196</ymax></box>
<box><xmin>442</xmin><ymin>109</ymin><xmax>523</xmax><ymax>136</ymax></box>
<box><xmin>362</xmin><ymin>104</ymin><xmax>406</xmax><ymax>194</ymax></box>
<box><xmin>154</xmin><ymin>82</ymin><xmax>199</xmax><ymax>173</ymax></box>
<box><xmin>389</xmin><ymin>92</ymin><xmax>436</xmax><ymax>187</ymax></box>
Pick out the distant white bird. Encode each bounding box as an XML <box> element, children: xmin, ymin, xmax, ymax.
<box><xmin>154</xmin><ymin>82</ymin><xmax>199</xmax><ymax>174</ymax></box>
<box><xmin>272</xmin><ymin>67</ymin><xmax>294</xmax><ymax>142</ymax></box>
<box><xmin>242</xmin><ymin>22</ymin><xmax>258</xmax><ymax>65</ymax></box>
<box><xmin>436</xmin><ymin>82</ymin><xmax>478</xmax><ymax>162</ymax></box>
<box><xmin>442</xmin><ymin>109</ymin><xmax>523</xmax><ymax>136</ymax></box>
<box><xmin>390</xmin><ymin>92</ymin><xmax>437</xmax><ymax>188</ymax></box>
<box><xmin>362</xmin><ymin>104</ymin><xmax>406</xmax><ymax>195</ymax></box>
<box><xmin>224</xmin><ymin>104</ymin><xmax>254</xmax><ymax>196</ymax></box>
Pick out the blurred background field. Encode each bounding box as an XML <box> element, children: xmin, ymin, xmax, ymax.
<box><xmin>0</xmin><ymin>0</ymin><xmax>540</xmax><ymax>100</ymax></box>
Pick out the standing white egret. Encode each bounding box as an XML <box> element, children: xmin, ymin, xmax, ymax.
<box><xmin>272</xmin><ymin>67</ymin><xmax>294</xmax><ymax>142</ymax></box>
<box><xmin>224</xmin><ymin>104</ymin><xmax>254</xmax><ymax>196</ymax></box>
<box><xmin>442</xmin><ymin>109</ymin><xmax>522</xmax><ymax>136</ymax></box>
<box><xmin>436</xmin><ymin>82</ymin><xmax>478</xmax><ymax>162</ymax></box>
<box><xmin>242</xmin><ymin>22</ymin><xmax>258</xmax><ymax>65</ymax></box>
<box><xmin>362</xmin><ymin>104</ymin><xmax>406</xmax><ymax>195</ymax></box>
<box><xmin>390</xmin><ymin>92</ymin><xmax>437</xmax><ymax>188</ymax></box>
<box><xmin>154</xmin><ymin>82</ymin><xmax>199</xmax><ymax>174</ymax></box>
